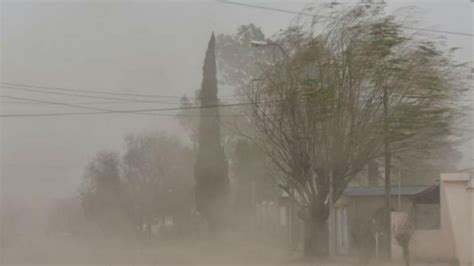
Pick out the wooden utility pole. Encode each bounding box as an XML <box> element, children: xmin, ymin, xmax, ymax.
<box><xmin>329</xmin><ymin>171</ymin><xmax>335</xmax><ymax>256</ymax></box>
<box><xmin>289</xmin><ymin>187</ymin><xmax>295</xmax><ymax>249</ymax></box>
<box><xmin>383</xmin><ymin>85</ymin><xmax>392</xmax><ymax>259</ymax></box>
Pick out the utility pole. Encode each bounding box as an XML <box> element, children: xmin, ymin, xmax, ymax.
<box><xmin>329</xmin><ymin>170</ymin><xmax>335</xmax><ymax>256</ymax></box>
<box><xmin>398</xmin><ymin>169</ymin><xmax>401</xmax><ymax>210</ymax></box>
<box><xmin>383</xmin><ymin>85</ymin><xmax>392</xmax><ymax>259</ymax></box>
<box><xmin>289</xmin><ymin>187</ymin><xmax>295</xmax><ymax>249</ymax></box>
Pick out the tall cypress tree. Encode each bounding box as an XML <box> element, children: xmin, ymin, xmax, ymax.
<box><xmin>194</xmin><ymin>33</ymin><xmax>229</xmax><ymax>232</ymax></box>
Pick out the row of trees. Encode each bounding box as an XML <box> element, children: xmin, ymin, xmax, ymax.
<box><xmin>78</xmin><ymin>0</ymin><xmax>469</xmax><ymax>261</ymax></box>
<box><xmin>79</xmin><ymin>132</ymin><xmax>194</xmax><ymax>240</ymax></box>
<box><xmin>78</xmin><ymin>133</ymin><xmax>278</xmax><ymax>241</ymax></box>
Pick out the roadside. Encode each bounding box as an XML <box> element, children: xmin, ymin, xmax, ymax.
<box><xmin>1</xmin><ymin>235</ymin><xmax>457</xmax><ymax>266</ymax></box>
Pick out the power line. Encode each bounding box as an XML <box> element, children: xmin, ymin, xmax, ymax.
<box><xmin>0</xmin><ymin>84</ymin><xmax>233</xmax><ymax>105</ymax></box>
<box><xmin>218</xmin><ymin>0</ymin><xmax>474</xmax><ymax>37</ymax></box>
<box><xmin>0</xmin><ymin>82</ymin><xmax>237</xmax><ymax>100</ymax></box>
<box><xmin>0</xmin><ymin>95</ymin><xmax>264</xmax><ymax>118</ymax></box>
<box><xmin>0</xmin><ymin>110</ymin><xmax>245</xmax><ymax>118</ymax></box>
<box><xmin>1</xmin><ymin>82</ymin><xmax>182</xmax><ymax>99</ymax></box>
<box><xmin>402</xmin><ymin>26</ymin><xmax>474</xmax><ymax>37</ymax></box>
<box><xmin>0</xmin><ymin>85</ymin><xmax>183</xmax><ymax>104</ymax></box>
<box><xmin>0</xmin><ymin>108</ymin><xmax>251</xmax><ymax>118</ymax></box>
<box><xmin>1</xmin><ymin>95</ymin><xmax>133</xmax><ymax>113</ymax></box>
<box><xmin>0</xmin><ymin>99</ymin><xmax>138</xmax><ymax>105</ymax></box>
<box><xmin>218</xmin><ymin>0</ymin><xmax>317</xmax><ymax>17</ymax></box>
<box><xmin>0</xmin><ymin>95</ymin><xmax>256</xmax><ymax>113</ymax></box>
<box><xmin>0</xmin><ymin>111</ymin><xmax>111</xmax><ymax>118</ymax></box>
<box><xmin>0</xmin><ymin>110</ymin><xmax>247</xmax><ymax>118</ymax></box>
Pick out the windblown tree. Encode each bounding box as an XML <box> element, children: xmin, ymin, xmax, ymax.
<box><xmin>122</xmin><ymin>132</ymin><xmax>194</xmax><ymax>239</ymax></box>
<box><xmin>194</xmin><ymin>33</ymin><xmax>230</xmax><ymax>233</ymax></box>
<box><xmin>246</xmin><ymin>1</ymin><xmax>467</xmax><ymax>258</ymax></box>
<box><xmin>216</xmin><ymin>23</ymin><xmax>304</xmax><ymax>98</ymax></box>
<box><xmin>390</xmin><ymin>143</ymin><xmax>463</xmax><ymax>185</ymax></box>
<box><xmin>79</xmin><ymin>151</ymin><xmax>131</xmax><ymax>237</ymax></box>
<box><xmin>216</xmin><ymin>24</ymin><xmax>268</xmax><ymax>94</ymax></box>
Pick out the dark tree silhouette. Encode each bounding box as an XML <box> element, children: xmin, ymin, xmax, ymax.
<box><xmin>194</xmin><ymin>33</ymin><xmax>229</xmax><ymax>233</ymax></box>
<box><xmin>122</xmin><ymin>132</ymin><xmax>194</xmax><ymax>240</ymax></box>
<box><xmin>79</xmin><ymin>151</ymin><xmax>131</xmax><ymax>237</ymax></box>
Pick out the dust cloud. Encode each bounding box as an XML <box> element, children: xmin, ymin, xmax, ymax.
<box><xmin>1</xmin><ymin>1</ymin><xmax>472</xmax><ymax>266</ymax></box>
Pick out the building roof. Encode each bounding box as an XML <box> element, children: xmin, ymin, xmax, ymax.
<box><xmin>343</xmin><ymin>186</ymin><xmax>434</xmax><ymax>197</ymax></box>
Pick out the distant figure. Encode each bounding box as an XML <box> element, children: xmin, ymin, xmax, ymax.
<box><xmin>393</xmin><ymin>211</ymin><xmax>414</xmax><ymax>266</ymax></box>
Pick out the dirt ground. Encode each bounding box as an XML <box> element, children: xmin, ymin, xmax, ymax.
<box><xmin>1</xmin><ymin>236</ymin><xmax>287</xmax><ymax>265</ymax></box>
<box><xmin>0</xmin><ymin>236</ymin><xmax>453</xmax><ymax>266</ymax></box>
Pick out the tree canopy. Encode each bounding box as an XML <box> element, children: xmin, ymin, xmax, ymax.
<box><xmin>241</xmin><ymin>1</ymin><xmax>468</xmax><ymax>257</ymax></box>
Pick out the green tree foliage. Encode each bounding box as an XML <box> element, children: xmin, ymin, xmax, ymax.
<box><xmin>245</xmin><ymin>1</ymin><xmax>468</xmax><ymax>258</ymax></box>
<box><xmin>194</xmin><ymin>33</ymin><xmax>230</xmax><ymax>232</ymax></box>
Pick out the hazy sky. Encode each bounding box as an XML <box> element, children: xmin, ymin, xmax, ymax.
<box><xmin>1</xmin><ymin>0</ymin><xmax>472</xmax><ymax>206</ymax></box>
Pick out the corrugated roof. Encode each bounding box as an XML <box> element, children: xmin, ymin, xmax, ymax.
<box><xmin>343</xmin><ymin>186</ymin><xmax>433</xmax><ymax>197</ymax></box>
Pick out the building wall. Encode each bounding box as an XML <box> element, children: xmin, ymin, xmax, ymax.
<box><xmin>337</xmin><ymin>179</ymin><xmax>473</xmax><ymax>264</ymax></box>
<box><xmin>404</xmin><ymin>191</ymin><xmax>453</xmax><ymax>262</ymax></box>
<box><xmin>471</xmin><ymin>182</ymin><xmax>474</xmax><ymax>266</ymax></box>
<box><xmin>469</xmin><ymin>178</ymin><xmax>473</xmax><ymax>266</ymax></box>
<box><xmin>440</xmin><ymin>173</ymin><xmax>473</xmax><ymax>266</ymax></box>
<box><xmin>391</xmin><ymin>203</ymin><xmax>442</xmax><ymax>261</ymax></box>
<box><xmin>338</xmin><ymin>195</ymin><xmax>415</xmax><ymax>257</ymax></box>
<box><xmin>399</xmin><ymin>173</ymin><xmax>474</xmax><ymax>265</ymax></box>
<box><xmin>409</xmin><ymin>229</ymin><xmax>454</xmax><ymax>261</ymax></box>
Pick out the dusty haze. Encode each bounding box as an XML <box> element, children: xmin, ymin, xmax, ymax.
<box><xmin>1</xmin><ymin>0</ymin><xmax>473</xmax><ymax>265</ymax></box>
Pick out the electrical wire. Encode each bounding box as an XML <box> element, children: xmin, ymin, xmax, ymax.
<box><xmin>0</xmin><ymin>94</ymin><xmax>267</xmax><ymax>118</ymax></box>
<box><xmin>0</xmin><ymin>85</ymin><xmax>184</xmax><ymax>104</ymax></box>
<box><xmin>0</xmin><ymin>99</ymin><xmax>140</xmax><ymax>105</ymax></box>
<box><xmin>0</xmin><ymin>82</ymin><xmax>237</xmax><ymax>100</ymax></box>
<box><xmin>218</xmin><ymin>0</ymin><xmax>474</xmax><ymax>37</ymax></box>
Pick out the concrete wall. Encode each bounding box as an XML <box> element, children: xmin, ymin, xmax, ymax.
<box><xmin>409</xmin><ymin>230</ymin><xmax>454</xmax><ymax>261</ymax></box>
<box><xmin>339</xmin><ymin>177</ymin><xmax>473</xmax><ymax>265</ymax></box>
<box><xmin>439</xmin><ymin>173</ymin><xmax>473</xmax><ymax>266</ymax></box>
<box><xmin>469</xmin><ymin>178</ymin><xmax>473</xmax><ymax>266</ymax></box>
<box><xmin>396</xmin><ymin>173</ymin><xmax>473</xmax><ymax>265</ymax></box>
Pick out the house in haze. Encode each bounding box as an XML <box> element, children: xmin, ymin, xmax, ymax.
<box><xmin>408</xmin><ymin>171</ymin><xmax>473</xmax><ymax>266</ymax></box>
<box><xmin>333</xmin><ymin>185</ymin><xmax>440</xmax><ymax>257</ymax></box>
<box><xmin>259</xmin><ymin>171</ymin><xmax>473</xmax><ymax>266</ymax></box>
<box><xmin>334</xmin><ymin>171</ymin><xmax>473</xmax><ymax>266</ymax></box>
<box><xmin>271</xmin><ymin>182</ymin><xmax>440</xmax><ymax>256</ymax></box>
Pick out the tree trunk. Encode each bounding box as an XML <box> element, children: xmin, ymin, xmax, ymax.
<box><xmin>303</xmin><ymin>215</ymin><xmax>329</xmax><ymax>259</ymax></box>
<box><xmin>402</xmin><ymin>245</ymin><xmax>410</xmax><ymax>266</ymax></box>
